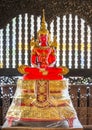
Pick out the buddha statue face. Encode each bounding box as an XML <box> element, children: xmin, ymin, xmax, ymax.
<box><xmin>39</xmin><ymin>34</ymin><xmax>48</xmax><ymax>46</ymax></box>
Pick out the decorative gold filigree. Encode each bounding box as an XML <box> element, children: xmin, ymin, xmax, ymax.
<box><xmin>7</xmin><ymin>105</ymin><xmax>76</xmax><ymax>120</ymax></box>
<box><xmin>17</xmin><ymin>65</ymin><xmax>30</xmax><ymax>74</ymax></box>
<box><xmin>37</xmin><ymin>9</ymin><xmax>49</xmax><ymax>36</ymax></box>
<box><xmin>61</xmin><ymin>66</ymin><xmax>69</xmax><ymax>75</ymax></box>
<box><xmin>49</xmin><ymin>36</ymin><xmax>58</xmax><ymax>48</ymax></box>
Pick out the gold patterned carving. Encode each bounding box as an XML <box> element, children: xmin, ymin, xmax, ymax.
<box><xmin>7</xmin><ymin>105</ymin><xmax>76</xmax><ymax>120</ymax></box>
<box><xmin>16</xmin><ymin>79</ymin><xmax>69</xmax><ymax>103</ymax></box>
<box><xmin>17</xmin><ymin>79</ymin><xmax>68</xmax><ymax>91</ymax></box>
<box><xmin>17</xmin><ymin>79</ymin><xmax>35</xmax><ymax>90</ymax></box>
<box><xmin>49</xmin><ymin>79</ymin><xmax>68</xmax><ymax>90</ymax></box>
<box><xmin>33</xmin><ymin>80</ymin><xmax>50</xmax><ymax>107</ymax></box>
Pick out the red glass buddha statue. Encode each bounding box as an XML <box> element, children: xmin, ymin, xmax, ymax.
<box><xmin>18</xmin><ymin>10</ymin><xmax>69</xmax><ymax>80</ymax></box>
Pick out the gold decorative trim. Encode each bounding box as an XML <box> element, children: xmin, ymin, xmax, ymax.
<box><xmin>7</xmin><ymin>105</ymin><xmax>76</xmax><ymax>120</ymax></box>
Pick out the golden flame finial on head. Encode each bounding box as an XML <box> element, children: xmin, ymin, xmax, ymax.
<box><xmin>37</xmin><ymin>9</ymin><xmax>49</xmax><ymax>36</ymax></box>
<box><xmin>41</xmin><ymin>9</ymin><xmax>46</xmax><ymax>29</ymax></box>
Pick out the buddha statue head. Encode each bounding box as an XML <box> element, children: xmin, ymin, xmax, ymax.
<box><xmin>37</xmin><ymin>9</ymin><xmax>50</xmax><ymax>46</ymax></box>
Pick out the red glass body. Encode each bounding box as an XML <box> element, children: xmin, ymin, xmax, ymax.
<box><xmin>23</xmin><ymin>34</ymin><xmax>63</xmax><ymax>80</ymax></box>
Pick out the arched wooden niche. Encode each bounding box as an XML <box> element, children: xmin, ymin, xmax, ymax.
<box><xmin>0</xmin><ymin>13</ymin><xmax>92</xmax><ymax>70</ymax></box>
<box><xmin>0</xmin><ymin>0</ymin><xmax>92</xmax><ymax>76</ymax></box>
